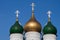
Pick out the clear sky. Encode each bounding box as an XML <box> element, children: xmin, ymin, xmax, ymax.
<box><xmin>0</xmin><ymin>0</ymin><xmax>60</xmax><ymax>40</ymax></box>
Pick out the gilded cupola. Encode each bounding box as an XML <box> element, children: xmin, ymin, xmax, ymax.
<box><xmin>24</xmin><ymin>3</ymin><xmax>42</xmax><ymax>32</ymax></box>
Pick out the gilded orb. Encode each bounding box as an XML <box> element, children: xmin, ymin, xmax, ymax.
<box><xmin>24</xmin><ymin>13</ymin><xmax>42</xmax><ymax>32</ymax></box>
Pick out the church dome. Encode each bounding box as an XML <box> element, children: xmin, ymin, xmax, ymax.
<box><xmin>43</xmin><ymin>11</ymin><xmax>57</xmax><ymax>35</ymax></box>
<box><xmin>10</xmin><ymin>10</ymin><xmax>23</xmax><ymax>34</ymax></box>
<box><xmin>24</xmin><ymin>3</ymin><xmax>42</xmax><ymax>33</ymax></box>
<box><xmin>10</xmin><ymin>21</ymin><xmax>23</xmax><ymax>34</ymax></box>
<box><xmin>43</xmin><ymin>21</ymin><xmax>57</xmax><ymax>35</ymax></box>
<box><xmin>24</xmin><ymin>13</ymin><xmax>42</xmax><ymax>32</ymax></box>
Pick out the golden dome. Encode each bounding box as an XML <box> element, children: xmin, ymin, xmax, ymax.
<box><xmin>24</xmin><ymin>13</ymin><xmax>42</xmax><ymax>32</ymax></box>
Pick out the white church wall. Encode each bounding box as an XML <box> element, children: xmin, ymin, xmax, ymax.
<box><xmin>25</xmin><ymin>32</ymin><xmax>41</xmax><ymax>40</ymax></box>
<box><xmin>43</xmin><ymin>34</ymin><xmax>56</xmax><ymax>40</ymax></box>
<box><xmin>10</xmin><ymin>33</ymin><xmax>23</xmax><ymax>40</ymax></box>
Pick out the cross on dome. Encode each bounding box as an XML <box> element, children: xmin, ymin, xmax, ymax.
<box><xmin>31</xmin><ymin>3</ymin><xmax>35</xmax><ymax>12</ymax></box>
<box><xmin>15</xmin><ymin>10</ymin><xmax>20</xmax><ymax>21</ymax></box>
<box><xmin>47</xmin><ymin>10</ymin><xmax>52</xmax><ymax>21</ymax></box>
<box><xmin>16</xmin><ymin>10</ymin><xmax>20</xmax><ymax>18</ymax></box>
<box><xmin>31</xmin><ymin>3</ymin><xmax>35</xmax><ymax>18</ymax></box>
<box><xmin>47</xmin><ymin>10</ymin><xmax>52</xmax><ymax>18</ymax></box>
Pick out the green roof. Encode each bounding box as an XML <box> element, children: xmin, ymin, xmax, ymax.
<box><xmin>10</xmin><ymin>21</ymin><xmax>23</xmax><ymax>34</ymax></box>
<box><xmin>43</xmin><ymin>21</ymin><xmax>57</xmax><ymax>35</ymax></box>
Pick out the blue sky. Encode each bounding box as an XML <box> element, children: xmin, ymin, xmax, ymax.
<box><xmin>0</xmin><ymin>0</ymin><xmax>60</xmax><ymax>40</ymax></box>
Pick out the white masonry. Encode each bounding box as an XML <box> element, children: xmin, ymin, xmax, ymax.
<box><xmin>10</xmin><ymin>33</ymin><xmax>23</xmax><ymax>40</ymax></box>
<box><xmin>43</xmin><ymin>34</ymin><xmax>56</xmax><ymax>40</ymax></box>
<box><xmin>25</xmin><ymin>32</ymin><xmax>41</xmax><ymax>40</ymax></box>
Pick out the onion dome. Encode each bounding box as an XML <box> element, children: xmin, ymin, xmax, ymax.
<box><xmin>10</xmin><ymin>10</ymin><xmax>23</xmax><ymax>34</ymax></box>
<box><xmin>43</xmin><ymin>21</ymin><xmax>57</xmax><ymax>35</ymax></box>
<box><xmin>10</xmin><ymin>21</ymin><xmax>23</xmax><ymax>34</ymax></box>
<box><xmin>24</xmin><ymin>3</ymin><xmax>42</xmax><ymax>32</ymax></box>
<box><xmin>43</xmin><ymin>11</ymin><xmax>57</xmax><ymax>35</ymax></box>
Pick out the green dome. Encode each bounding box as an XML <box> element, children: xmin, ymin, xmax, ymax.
<box><xmin>10</xmin><ymin>21</ymin><xmax>23</xmax><ymax>34</ymax></box>
<box><xmin>43</xmin><ymin>21</ymin><xmax>57</xmax><ymax>35</ymax></box>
